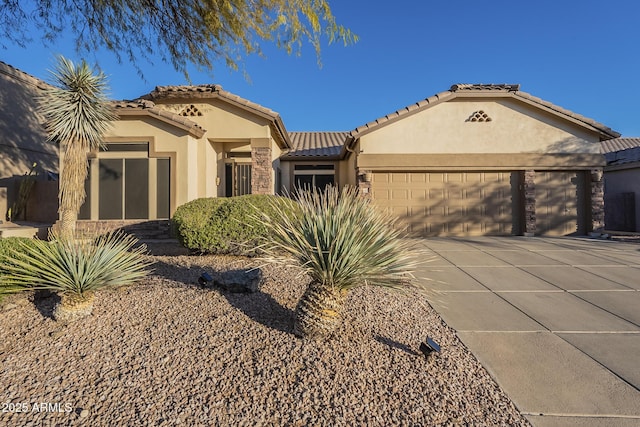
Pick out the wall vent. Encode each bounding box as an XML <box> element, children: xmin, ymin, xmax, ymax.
<box><xmin>467</xmin><ymin>110</ymin><xmax>492</xmax><ymax>122</ymax></box>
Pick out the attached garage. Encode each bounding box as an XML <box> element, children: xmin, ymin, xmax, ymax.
<box><xmin>345</xmin><ymin>84</ymin><xmax>619</xmax><ymax>237</ymax></box>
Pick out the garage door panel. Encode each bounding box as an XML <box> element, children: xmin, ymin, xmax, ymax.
<box><xmin>391</xmin><ymin>189</ymin><xmax>409</xmax><ymax>200</ymax></box>
<box><xmin>410</xmin><ymin>173</ymin><xmax>426</xmax><ymax>183</ymax></box>
<box><xmin>536</xmin><ymin>171</ymin><xmax>585</xmax><ymax>236</ymax></box>
<box><xmin>428</xmin><ymin>173</ymin><xmax>445</xmax><ymax>183</ymax></box>
<box><xmin>391</xmin><ymin>173</ymin><xmax>408</xmax><ymax>183</ymax></box>
<box><xmin>372</xmin><ymin>174</ymin><xmax>389</xmax><ymax>184</ymax></box>
<box><xmin>371</xmin><ymin>171</ymin><xmax>518</xmax><ymax>237</ymax></box>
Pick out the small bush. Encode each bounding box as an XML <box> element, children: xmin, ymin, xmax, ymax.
<box><xmin>172</xmin><ymin>195</ymin><xmax>300</xmax><ymax>256</ymax></box>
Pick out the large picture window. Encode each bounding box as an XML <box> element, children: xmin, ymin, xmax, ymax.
<box><xmin>79</xmin><ymin>142</ymin><xmax>171</xmax><ymax>220</ymax></box>
<box><xmin>294</xmin><ymin>164</ymin><xmax>335</xmax><ymax>191</ymax></box>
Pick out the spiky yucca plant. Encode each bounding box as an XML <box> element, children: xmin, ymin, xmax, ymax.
<box><xmin>258</xmin><ymin>186</ymin><xmax>418</xmax><ymax>339</ymax></box>
<box><xmin>2</xmin><ymin>231</ymin><xmax>152</xmax><ymax>322</ymax></box>
<box><xmin>38</xmin><ymin>55</ymin><xmax>116</xmax><ymax>239</ymax></box>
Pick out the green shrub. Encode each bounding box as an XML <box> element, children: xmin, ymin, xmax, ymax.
<box><xmin>172</xmin><ymin>195</ymin><xmax>300</xmax><ymax>256</ymax></box>
<box><xmin>0</xmin><ymin>237</ymin><xmax>41</xmax><ymax>294</ymax></box>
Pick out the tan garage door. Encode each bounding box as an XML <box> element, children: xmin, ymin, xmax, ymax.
<box><xmin>535</xmin><ymin>171</ymin><xmax>585</xmax><ymax>236</ymax></box>
<box><xmin>371</xmin><ymin>171</ymin><xmax>519</xmax><ymax>236</ymax></box>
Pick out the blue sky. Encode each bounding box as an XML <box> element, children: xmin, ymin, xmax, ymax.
<box><xmin>2</xmin><ymin>0</ymin><xmax>639</xmax><ymax>135</ymax></box>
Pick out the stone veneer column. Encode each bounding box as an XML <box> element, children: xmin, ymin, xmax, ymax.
<box><xmin>251</xmin><ymin>147</ymin><xmax>272</xmax><ymax>195</ymax></box>
<box><xmin>523</xmin><ymin>170</ymin><xmax>536</xmax><ymax>236</ymax></box>
<box><xmin>590</xmin><ymin>168</ymin><xmax>605</xmax><ymax>231</ymax></box>
<box><xmin>357</xmin><ymin>169</ymin><xmax>372</xmax><ymax>198</ymax></box>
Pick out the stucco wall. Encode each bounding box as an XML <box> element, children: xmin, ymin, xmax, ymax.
<box><xmin>0</xmin><ymin>63</ymin><xmax>59</xmax><ymax>221</ymax></box>
<box><xmin>153</xmin><ymin>100</ymin><xmax>272</xmax><ymax>140</ymax></box>
<box><xmin>152</xmin><ymin>100</ymin><xmax>283</xmax><ymax>198</ymax></box>
<box><xmin>359</xmin><ymin>98</ymin><xmax>602</xmax><ymax>155</ymax></box>
<box><xmin>280</xmin><ymin>161</ymin><xmax>292</xmax><ymax>192</ymax></box>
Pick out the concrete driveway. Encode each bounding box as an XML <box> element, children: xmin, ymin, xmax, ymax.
<box><xmin>414</xmin><ymin>236</ymin><xmax>640</xmax><ymax>427</ymax></box>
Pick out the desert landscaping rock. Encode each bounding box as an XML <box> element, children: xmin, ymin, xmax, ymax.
<box><xmin>0</xmin><ymin>243</ymin><xmax>530</xmax><ymax>426</ymax></box>
<box><xmin>209</xmin><ymin>267</ymin><xmax>264</xmax><ymax>293</ymax></box>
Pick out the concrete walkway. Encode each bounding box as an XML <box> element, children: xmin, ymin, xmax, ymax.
<box><xmin>414</xmin><ymin>236</ymin><xmax>640</xmax><ymax>427</ymax></box>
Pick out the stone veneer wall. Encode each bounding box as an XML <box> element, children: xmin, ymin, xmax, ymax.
<box><xmin>357</xmin><ymin>170</ymin><xmax>372</xmax><ymax>198</ymax></box>
<box><xmin>590</xmin><ymin>168</ymin><xmax>604</xmax><ymax>231</ymax></box>
<box><xmin>523</xmin><ymin>170</ymin><xmax>536</xmax><ymax>236</ymax></box>
<box><xmin>75</xmin><ymin>220</ymin><xmax>172</xmax><ymax>240</ymax></box>
<box><xmin>251</xmin><ymin>147</ymin><xmax>272</xmax><ymax>195</ymax></box>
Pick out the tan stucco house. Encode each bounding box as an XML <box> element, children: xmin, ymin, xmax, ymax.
<box><xmin>283</xmin><ymin>84</ymin><xmax>620</xmax><ymax>236</ymax></box>
<box><xmin>0</xmin><ymin>61</ymin><xmax>622</xmax><ymax>237</ymax></box>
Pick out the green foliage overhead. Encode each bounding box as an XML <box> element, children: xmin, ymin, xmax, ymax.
<box><xmin>0</xmin><ymin>1</ymin><xmax>357</xmax><ymax>78</ymax></box>
<box><xmin>1</xmin><ymin>232</ymin><xmax>152</xmax><ymax>296</ymax></box>
<box><xmin>172</xmin><ymin>195</ymin><xmax>300</xmax><ymax>256</ymax></box>
<box><xmin>257</xmin><ymin>186</ymin><xmax>418</xmax><ymax>290</ymax></box>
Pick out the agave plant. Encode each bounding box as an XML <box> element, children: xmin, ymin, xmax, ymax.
<box><xmin>2</xmin><ymin>231</ymin><xmax>152</xmax><ymax>322</ymax></box>
<box><xmin>258</xmin><ymin>186</ymin><xmax>418</xmax><ymax>339</ymax></box>
<box><xmin>38</xmin><ymin>55</ymin><xmax>116</xmax><ymax>239</ymax></box>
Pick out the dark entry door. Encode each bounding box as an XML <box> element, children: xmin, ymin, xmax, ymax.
<box><xmin>225</xmin><ymin>163</ymin><xmax>252</xmax><ymax>197</ymax></box>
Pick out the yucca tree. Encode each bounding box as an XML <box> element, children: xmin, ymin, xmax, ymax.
<box><xmin>258</xmin><ymin>186</ymin><xmax>419</xmax><ymax>339</ymax></box>
<box><xmin>1</xmin><ymin>231</ymin><xmax>152</xmax><ymax>322</ymax></box>
<box><xmin>38</xmin><ymin>56</ymin><xmax>116</xmax><ymax>239</ymax></box>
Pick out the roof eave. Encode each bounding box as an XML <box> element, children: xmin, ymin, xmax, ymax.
<box><xmin>116</xmin><ymin>108</ymin><xmax>206</xmax><ymax>138</ymax></box>
<box><xmin>346</xmin><ymin>86</ymin><xmax>621</xmax><ymax>144</ymax></box>
<box><xmin>347</xmin><ymin>90</ymin><xmax>454</xmax><ymax>142</ymax></box>
<box><xmin>280</xmin><ymin>153</ymin><xmax>343</xmax><ymax>161</ymax></box>
<box><xmin>512</xmin><ymin>91</ymin><xmax>621</xmax><ymax>140</ymax></box>
<box><xmin>271</xmin><ymin>116</ymin><xmax>292</xmax><ymax>150</ymax></box>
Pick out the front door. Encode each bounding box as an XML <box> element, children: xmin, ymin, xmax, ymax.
<box><xmin>225</xmin><ymin>162</ymin><xmax>252</xmax><ymax>197</ymax></box>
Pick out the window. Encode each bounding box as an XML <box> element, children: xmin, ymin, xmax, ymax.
<box><xmin>79</xmin><ymin>142</ymin><xmax>171</xmax><ymax>220</ymax></box>
<box><xmin>294</xmin><ymin>164</ymin><xmax>335</xmax><ymax>191</ymax></box>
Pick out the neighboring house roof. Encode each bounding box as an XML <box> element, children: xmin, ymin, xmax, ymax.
<box><xmin>346</xmin><ymin>84</ymin><xmax>621</xmax><ymax>146</ymax></box>
<box><xmin>601</xmin><ymin>137</ymin><xmax>640</xmax><ymax>154</ymax></box>
<box><xmin>283</xmin><ymin>132</ymin><xmax>349</xmax><ymax>159</ymax></box>
<box><xmin>141</xmin><ymin>84</ymin><xmax>291</xmax><ymax>149</ymax></box>
<box><xmin>0</xmin><ymin>61</ymin><xmax>51</xmax><ymax>91</ymax></box>
<box><xmin>112</xmin><ymin>99</ymin><xmax>206</xmax><ymax>138</ymax></box>
<box><xmin>601</xmin><ymin>138</ymin><xmax>640</xmax><ymax>166</ymax></box>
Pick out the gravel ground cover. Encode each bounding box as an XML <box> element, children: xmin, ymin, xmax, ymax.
<box><xmin>0</xmin><ymin>242</ymin><xmax>530</xmax><ymax>426</ymax></box>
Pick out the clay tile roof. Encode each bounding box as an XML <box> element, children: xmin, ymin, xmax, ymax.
<box><xmin>0</xmin><ymin>61</ymin><xmax>52</xmax><ymax>90</ymax></box>
<box><xmin>450</xmin><ymin>83</ymin><xmax>520</xmax><ymax>92</ymax></box>
<box><xmin>145</xmin><ymin>84</ymin><xmax>223</xmax><ymax>98</ymax></box>
<box><xmin>510</xmin><ymin>90</ymin><xmax>620</xmax><ymax>139</ymax></box>
<box><xmin>112</xmin><ymin>99</ymin><xmax>205</xmax><ymax>138</ymax></box>
<box><xmin>349</xmin><ymin>90</ymin><xmax>451</xmax><ymax>138</ymax></box>
<box><xmin>143</xmin><ymin>84</ymin><xmax>279</xmax><ymax>119</ymax></box>
<box><xmin>283</xmin><ymin>132</ymin><xmax>349</xmax><ymax>158</ymax></box>
<box><xmin>601</xmin><ymin>137</ymin><xmax>640</xmax><ymax>154</ymax></box>
<box><xmin>347</xmin><ymin>83</ymin><xmax>620</xmax><ymax>142</ymax></box>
